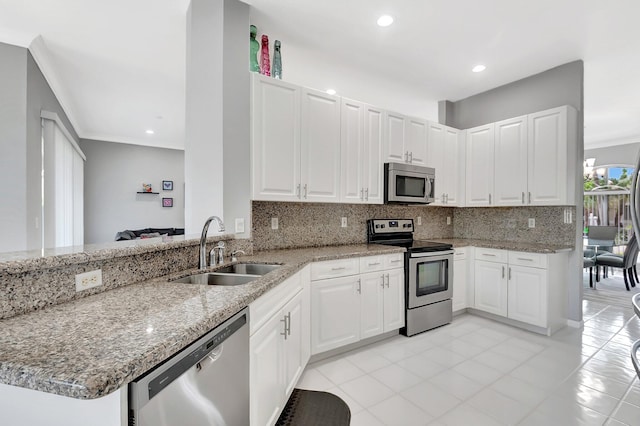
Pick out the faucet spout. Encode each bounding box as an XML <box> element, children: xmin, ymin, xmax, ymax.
<box><xmin>199</xmin><ymin>216</ymin><xmax>225</xmax><ymax>270</ymax></box>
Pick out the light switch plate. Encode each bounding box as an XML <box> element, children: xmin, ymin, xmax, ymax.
<box><xmin>528</xmin><ymin>218</ymin><xmax>536</xmax><ymax>228</ymax></box>
<box><xmin>235</xmin><ymin>218</ymin><xmax>245</xmax><ymax>233</ymax></box>
<box><xmin>446</xmin><ymin>217</ymin><xmax>451</xmax><ymax>225</ymax></box>
<box><xmin>76</xmin><ymin>269</ymin><xmax>102</xmax><ymax>292</ymax></box>
<box><xmin>271</xmin><ymin>217</ymin><xmax>279</xmax><ymax>230</ymax></box>
<box><xmin>341</xmin><ymin>217</ymin><xmax>347</xmax><ymax>227</ymax></box>
<box><xmin>417</xmin><ymin>216</ymin><xmax>422</xmax><ymax>226</ymax></box>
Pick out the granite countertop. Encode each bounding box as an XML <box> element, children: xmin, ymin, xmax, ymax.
<box><xmin>430</xmin><ymin>238</ymin><xmax>574</xmax><ymax>253</ymax></box>
<box><xmin>0</xmin><ymin>244</ymin><xmax>404</xmax><ymax>400</ymax></box>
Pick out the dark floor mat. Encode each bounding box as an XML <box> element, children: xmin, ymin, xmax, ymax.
<box><xmin>275</xmin><ymin>388</ymin><xmax>351</xmax><ymax>426</ymax></box>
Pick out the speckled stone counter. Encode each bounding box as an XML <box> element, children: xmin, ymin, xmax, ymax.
<box><xmin>0</xmin><ymin>244</ymin><xmax>403</xmax><ymax>400</ymax></box>
<box><xmin>430</xmin><ymin>238</ymin><xmax>574</xmax><ymax>253</ymax></box>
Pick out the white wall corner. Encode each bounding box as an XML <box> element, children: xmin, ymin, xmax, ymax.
<box><xmin>28</xmin><ymin>35</ymin><xmax>84</xmax><ymax>138</ymax></box>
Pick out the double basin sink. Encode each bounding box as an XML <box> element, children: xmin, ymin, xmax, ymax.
<box><xmin>172</xmin><ymin>263</ymin><xmax>280</xmax><ymax>286</ymax></box>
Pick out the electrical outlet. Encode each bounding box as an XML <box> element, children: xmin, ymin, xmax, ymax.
<box><xmin>417</xmin><ymin>216</ymin><xmax>422</xmax><ymax>226</ymax></box>
<box><xmin>564</xmin><ymin>208</ymin><xmax>573</xmax><ymax>224</ymax></box>
<box><xmin>235</xmin><ymin>218</ymin><xmax>245</xmax><ymax>234</ymax></box>
<box><xmin>341</xmin><ymin>217</ymin><xmax>348</xmax><ymax>227</ymax></box>
<box><xmin>446</xmin><ymin>216</ymin><xmax>451</xmax><ymax>225</ymax></box>
<box><xmin>75</xmin><ymin>269</ymin><xmax>102</xmax><ymax>292</ymax></box>
<box><xmin>528</xmin><ymin>218</ymin><xmax>536</xmax><ymax>228</ymax></box>
<box><xmin>271</xmin><ymin>217</ymin><xmax>279</xmax><ymax>230</ymax></box>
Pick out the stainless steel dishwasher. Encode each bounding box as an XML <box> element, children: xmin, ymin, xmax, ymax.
<box><xmin>129</xmin><ymin>308</ymin><xmax>249</xmax><ymax>426</ymax></box>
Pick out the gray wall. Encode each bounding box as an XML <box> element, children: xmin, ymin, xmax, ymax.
<box><xmin>0</xmin><ymin>42</ymin><xmax>28</xmax><ymax>252</ymax></box>
<box><xmin>441</xmin><ymin>60</ymin><xmax>584</xmax><ymax>323</ymax></box>
<box><xmin>79</xmin><ymin>139</ymin><xmax>185</xmax><ymax>244</ymax></box>
<box><xmin>585</xmin><ymin>143</ymin><xmax>640</xmax><ymax>167</ymax></box>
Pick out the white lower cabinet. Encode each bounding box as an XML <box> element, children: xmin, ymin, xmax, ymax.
<box><xmin>472</xmin><ymin>248</ymin><xmax>567</xmax><ymax>334</ymax></box>
<box><xmin>311</xmin><ymin>255</ymin><xmax>405</xmax><ymax>355</ymax></box>
<box><xmin>250</xmin><ymin>269</ymin><xmax>310</xmax><ymax>426</ymax></box>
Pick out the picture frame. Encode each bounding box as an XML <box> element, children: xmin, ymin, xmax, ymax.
<box><xmin>162</xmin><ymin>180</ymin><xmax>173</xmax><ymax>191</ymax></box>
<box><xmin>162</xmin><ymin>198</ymin><xmax>173</xmax><ymax>208</ymax></box>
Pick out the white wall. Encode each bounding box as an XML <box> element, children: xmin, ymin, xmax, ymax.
<box><xmin>79</xmin><ymin>139</ymin><xmax>185</xmax><ymax>244</ymax></box>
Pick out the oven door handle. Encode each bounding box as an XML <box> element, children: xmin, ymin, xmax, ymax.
<box><xmin>410</xmin><ymin>250</ymin><xmax>454</xmax><ymax>258</ymax></box>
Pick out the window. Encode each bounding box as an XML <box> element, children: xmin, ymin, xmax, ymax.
<box><xmin>42</xmin><ymin>112</ymin><xmax>85</xmax><ymax>248</ymax></box>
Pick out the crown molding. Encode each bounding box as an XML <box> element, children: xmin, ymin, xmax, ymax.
<box><xmin>0</xmin><ymin>29</ymin><xmax>37</xmax><ymax>48</ymax></box>
<box><xmin>28</xmin><ymin>36</ymin><xmax>85</xmax><ymax>139</ymax></box>
<box><xmin>81</xmin><ymin>133</ymin><xmax>185</xmax><ymax>151</ymax></box>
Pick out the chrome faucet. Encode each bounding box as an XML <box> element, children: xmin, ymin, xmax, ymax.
<box><xmin>210</xmin><ymin>241</ymin><xmax>226</xmax><ymax>266</ymax></box>
<box><xmin>231</xmin><ymin>250</ymin><xmax>246</xmax><ymax>262</ymax></box>
<box><xmin>199</xmin><ymin>216</ymin><xmax>225</xmax><ymax>270</ymax></box>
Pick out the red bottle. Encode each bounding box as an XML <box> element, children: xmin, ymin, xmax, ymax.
<box><xmin>260</xmin><ymin>35</ymin><xmax>271</xmax><ymax>76</ymax></box>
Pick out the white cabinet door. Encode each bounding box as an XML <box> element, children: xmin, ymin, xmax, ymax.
<box><xmin>452</xmin><ymin>256</ymin><xmax>467</xmax><ymax>312</ymax></box>
<box><xmin>340</xmin><ymin>98</ymin><xmax>365</xmax><ymax>203</ymax></box>
<box><xmin>427</xmin><ymin>122</ymin><xmax>446</xmax><ymax>204</ymax></box>
<box><xmin>383</xmin><ymin>268</ymin><xmax>405</xmax><ymax>331</ymax></box>
<box><xmin>385</xmin><ymin>112</ymin><xmax>406</xmax><ymax>163</ymax></box>
<box><xmin>527</xmin><ymin>106</ymin><xmax>569</xmax><ymax>206</ymax></box>
<box><xmin>250</xmin><ymin>309</ymin><xmax>285</xmax><ymax>426</ymax></box>
<box><xmin>494</xmin><ymin>116</ymin><xmax>527</xmax><ymax>206</ymax></box>
<box><xmin>300</xmin><ymin>88</ymin><xmax>341</xmax><ymax>203</ymax></box>
<box><xmin>474</xmin><ymin>260</ymin><xmax>508</xmax><ymax>316</ymax></box>
<box><xmin>283</xmin><ymin>292</ymin><xmax>304</xmax><ymax>397</ymax></box>
<box><xmin>364</xmin><ymin>104</ymin><xmax>384</xmax><ymax>204</ymax></box>
<box><xmin>405</xmin><ymin>117</ymin><xmax>427</xmax><ymax>165</ymax></box>
<box><xmin>466</xmin><ymin>124</ymin><xmax>495</xmax><ymax>206</ymax></box>
<box><xmin>444</xmin><ymin>127</ymin><xmax>460</xmax><ymax>206</ymax></box>
<box><xmin>311</xmin><ymin>276</ymin><xmax>360</xmax><ymax>355</ymax></box>
<box><xmin>252</xmin><ymin>75</ymin><xmax>301</xmax><ymax>201</ymax></box>
<box><xmin>508</xmin><ymin>265</ymin><xmax>547</xmax><ymax>327</ymax></box>
<box><xmin>360</xmin><ymin>272</ymin><xmax>385</xmax><ymax>339</ymax></box>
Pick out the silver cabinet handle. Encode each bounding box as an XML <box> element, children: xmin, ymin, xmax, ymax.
<box><xmin>381</xmin><ymin>274</ymin><xmax>385</xmax><ymax>288</ymax></box>
<box><xmin>331</xmin><ymin>266</ymin><xmax>347</xmax><ymax>271</ymax></box>
<box><xmin>482</xmin><ymin>253</ymin><xmax>496</xmax><ymax>257</ymax></box>
<box><xmin>360</xmin><ymin>188</ymin><xmax>364</xmax><ymax>200</ymax></box>
<box><xmin>365</xmin><ymin>188</ymin><xmax>369</xmax><ymax>201</ymax></box>
<box><xmin>489</xmin><ymin>193</ymin><xmax>492</xmax><ymax>204</ymax></box>
<box><xmin>517</xmin><ymin>257</ymin><xmax>534</xmax><ymax>262</ymax></box>
<box><xmin>409</xmin><ymin>152</ymin><xmax>413</xmax><ymax>163</ymax></box>
<box><xmin>445</xmin><ymin>194</ymin><xmax>449</xmax><ymax>204</ymax></box>
<box><xmin>528</xmin><ymin>192</ymin><xmax>531</xmax><ymax>204</ymax></box>
<box><xmin>441</xmin><ymin>194</ymin><xmax>445</xmax><ymax>204</ymax></box>
<box><xmin>368</xmin><ymin>262</ymin><xmax>381</xmax><ymax>266</ymax></box>
<box><xmin>303</xmin><ymin>184</ymin><xmax>308</xmax><ymax>199</ymax></box>
<box><xmin>522</xmin><ymin>192</ymin><xmax>525</xmax><ymax>204</ymax></box>
<box><xmin>296</xmin><ymin>184</ymin><xmax>301</xmax><ymax>198</ymax></box>
<box><xmin>508</xmin><ymin>267</ymin><xmax>512</xmax><ymax>280</ymax></box>
<box><xmin>390</xmin><ymin>259</ymin><xmax>403</xmax><ymax>263</ymax></box>
<box><xmin>404</xmin><ymin>151</ymin><xmax>409</xmax><ymax>162</ymax></box>
<box><xmin>385</xmin><ymin>273</ymin><xmax>390</xmax><ymax>288</ymax></box>
<box><xmin>357</xmin><ymin>278</ymin><xmax>361</xmax><ymax>294</ymax></box>
<box><xmin>280</xmin><ymin>315</ymin><xmax>288</xmax><ymax>340</ymax></box>
<box><xmin>502</xmin><ymin>266</ymin><xmax>505</xmax><ymax>278</ymax></box>
<box><xmin>286</xmin><ymin>312</ymin><xmax>291</xmax><ymax>336</ymax></box>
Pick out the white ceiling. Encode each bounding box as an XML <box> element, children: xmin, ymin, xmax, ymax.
<box><xmin>1</xmin><ymin>0</ymin><xmax>639</xmax><ymax>150</ymax></box>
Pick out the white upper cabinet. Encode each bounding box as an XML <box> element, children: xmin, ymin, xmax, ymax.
<box><xmin>300</xmin><ymin>88</ymin><xmax>342</xmax><ymax>203</ymax></box>
<box><xmin>465</xmin><ymin>123</ymin><xmax>495</xmax><ymax>206</ymax></box>
<box><xmin>384</xmin><ymin>111</ymin><xmax>406</xmax><ymax>163</ymax></box>
<box><xmin>494</xmin><ymin>116</ymin><xmax>528</xmax><ymax>206</ymax></box>
<box><xmin>527</xmin><ymin>106</ymin><xmax>575</xmax><ymax>206</ymax></box>
<box><xmin>428</xmin><ymin>122</ymin><xmax>460</xmax><ymax>206</ymax></box>
<box><xmin>405</xmin><ymin>117</ymin><xmax>428</xmax><ymax>166</ymax></box>
<box><xmin>340</xmin><ymin>100</ymin><xmax>383</xmax><ymax>204</ymax></box>
<box><xmin>252</xmin><ymin>75</ymin><xmax>301</xmax><ymax>201</ymax></box>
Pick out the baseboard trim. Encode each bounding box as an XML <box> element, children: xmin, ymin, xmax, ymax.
<box><xmin>308</xmin><ymin>330</ymin><xmax>400</xmax><ymax>364</ymax></box>
<box><xmin>567</xmin><ymin>319</ymin><xmax>583</xmax><ymax>328</ymax></box>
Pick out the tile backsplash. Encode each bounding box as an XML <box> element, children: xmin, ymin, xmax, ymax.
<box><xmin>453</xmin><ymin>206</ymin><xmax>576</xmax><ymax>246</ymax></box>
<box><xmin>252</xmin><ymin>201</ymin><xmax>455</xmax><ymax>251</ymax></box>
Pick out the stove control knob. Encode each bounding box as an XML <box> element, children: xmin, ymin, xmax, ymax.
<box><xmin>375</xmin><ymin>224</ymin><xmax>380</xmax><ymax>229</ymax></box>
<box><xmin>381</xmin><ymin>224</ymin><xmax>385</xmax><ymax>228</ymax></box>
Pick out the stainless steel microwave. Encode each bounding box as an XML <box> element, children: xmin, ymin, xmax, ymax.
<box><xmin>384</xmin><ymin>162</ymin><xmax>435</xmax><ymax>204</ymax></box>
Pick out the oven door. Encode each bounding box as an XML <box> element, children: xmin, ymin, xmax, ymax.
<box><xmin>407</xmin><ymin>251</ymin><xmax>454</xmax><ymax>309</ymax></box>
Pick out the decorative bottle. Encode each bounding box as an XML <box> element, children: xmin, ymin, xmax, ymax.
<box><xmin>272</xmin><ymin>40</ymin><xmax>282</xmax><ymax>79</ymax></box>
<box><xmin>260</xmin><ymin>35</ymin><xmax>271</xmax><ymax>76</ymax></box>
<box><xmin>249</xmin><ymin>25</ymin><xmax>260</xmax><ymax>73</ymax></box>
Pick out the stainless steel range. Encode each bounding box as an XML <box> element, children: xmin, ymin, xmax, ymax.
<box><xmin>367</xmin><ymin>219</ymin><xmax>454</xmax><ymax>336</ymax></box>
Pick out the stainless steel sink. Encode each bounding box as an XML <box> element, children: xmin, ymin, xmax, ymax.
<box><xmin>214</xmin><ymin>263</ymin><xmax>280</xmax><ymax>276</ymax></box>
<box><xmin>172</xmin><ymin>273</ymin><xmax>257</xmax><ymax>286</ymax></box>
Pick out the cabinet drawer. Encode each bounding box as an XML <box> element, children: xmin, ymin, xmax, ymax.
<box><xmin>360</xmin><ymin>253</ymin><xmax>404</xmax><ymax>273</ymax></box>
<box><xmin>250</xmin><ymin>270</ymin><xmax>302</xmax><ymax>335</ymax></box>
<box><xmin>508</xmin><ymin>251</ymin><xmax>547</xmax><ymax>269</ymax></box>
<box><xmin>311</xmin><ymin>258</ymin><xmax>359</xmax><ymax>280</ymax></box>
<box><xmin>475</xmin><ymin>247</ymin><xmax>508</xmax><ymax>263</ymax></box>
<box><xmin>454</xmin><ymin>247</ymin><xmax>469</xmax><ymax>260</ymax></box>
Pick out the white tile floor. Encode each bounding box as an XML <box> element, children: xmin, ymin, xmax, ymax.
<box><xmin>297</xmin><ymin>300</ymin><xmax>640</xmax><ymax>425</ymax></box>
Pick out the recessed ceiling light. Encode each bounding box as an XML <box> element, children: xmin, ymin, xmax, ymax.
<box><xmin>472</xmin><ymin>64</ymin><xmax>486</xmax><ymax>73</ymax></box>
<box><xmin>326</xmin><ymin>89</ymin><xmax>337</xmax><ymax>95</ymax></box>
<box><xmin>145</xmin><ymin>129</ymin><xmax>155</xmax><ymax>135</ymax></box>
<box><xmin>377</xmin><ymin>15</ymin><xmax>394</xmax><ymax>27</ymax></box>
